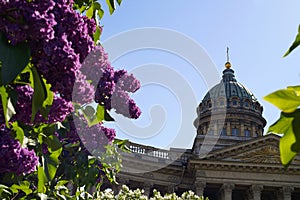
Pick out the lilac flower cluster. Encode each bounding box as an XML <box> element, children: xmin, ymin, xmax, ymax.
<box><xmin>0</xmin><ymin>1</ymin><xmax>56</xmax><ymax>45</ymax></box>
<box><xmin>64</xmin><ymin>116</ymin><xmax>116</xmax><ymax>152</ymax></box>
<box><xmin>10</xmin><ymin>85</ymin><xmax>73</xmax><ymax>125</ymax></box>
<box><xmin>72</xmin><ymin>71</ymin><xmax>95</xmax><ymax>105</ymax></box>
<box><xmin>0</xmin><ymin>0</ymin><xmax>142</xmax><ymax>179</ymax></box>
<box><xmin>0</xmin><ymin>0</ymin><xmax>95</xmax><ymax>100</ymax></box>
<box><xmin>0</xmin><ymin>0</ymin><xmax>141</xmax><ymax>120</ymax></box>
<box><xmin>82</xmin><ymin>46</ymin><xmax>142</xmax><ymax>119</ymax></box>
<box><xmin>0</xmin><ymin>125</ymin><xmax>38</xmax><ymax>175</ymax></box>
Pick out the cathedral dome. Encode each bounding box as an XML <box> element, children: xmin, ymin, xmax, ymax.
<box><xmin>198</xmin><ymin>62</ymin><xmax>263</xmax><ymax>114</ymax></box>
<box><xmin>193</xmin><ymin>62</ymin><xmax>266</xmax><ymax>151</ymax></box>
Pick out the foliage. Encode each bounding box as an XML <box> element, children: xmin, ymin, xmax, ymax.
<box><xmin>0</xmin><ymin>0</ymin><xmax>141</xmax><ymax>199</ymax></box>
<box><xmin>96</xmin><ymin>185</ymin><xmax>208</xmax><ymax>200</ymax></box>
<box><xmin>1</xmin><ymin>184</ymin><xmax>208</xmax><ymax>200</ymax></box>
<box><xmin>284</xmin><ymin>25</ymin><xmax>300</xmax><ymax>57</ymax></box>
<box><xmin>264</xmin><ymin>24</ymin><xmax>300</xmax><ymax>167</ymax></box>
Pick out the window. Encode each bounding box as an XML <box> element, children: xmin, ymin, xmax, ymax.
<box><xmin>244</xmin><ymin>100</ymin><xmax>250</xmax><ymax>107</ymax></box>
<box><xmin>244</xmin><ymin>130</ymin><xmax>250</xmax><ymax>137</ymax></box>
<box><xmin>232</xmin><ymin>98</ymin><xmax>238</xmax><ymax>106</ymax></box>
<box><xmin>220</xmin><ymin>128</ymin><xmax>227</xmax><ymax>136</ymax></box>
<box><xmin>219</xmin><ymin>98</ymin><xmax>225</xmax><ymax>106</ymax></box>
<box><xmin>207</xmin><ymin>100</ymin><xmax>212</xmax><ymax>108</ymax></box>
<box><xmin>220</xmin><ymin>100</ymin><xmax>224</xmax><ymax>106</ymax></box>
<box><xmin>231</xmin><ymin>128</ymin><xmax>239</xmax><ymax>136</ymax></box>
<box><xmin>207</xmin><ymin>129</ymin><xmax>214</xmax><ymax>135</ymax></box>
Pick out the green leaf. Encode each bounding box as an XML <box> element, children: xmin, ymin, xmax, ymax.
<box><xmin>93</xmin><ymin>26</ymin><xmax>102</xmax><ymax>43</ymax></box>
<box><xmin>97</xmin><ymin>8</ymin><xmax>104</xmax><ymax>20</ymax></box>
<box><xmin>106</xmin><ymin>0</ymin><xmax>116</xmax><ymax>14</ymax></box>
<box><xmin>268</xmin><ymin>113</ymin><xmax>293</xmax><ymax>134</ymax></box>
<box><xmin>287</xmin><ymin>85</ymin><xmax>300</xmax><ymax>95</ymax></box>
<box><xmin>0</xmin><ymin>32</ymin><xmax>31</xmax><ymax>84</ymax></box>
<box><xmin>0</xmin><ymin>86</ymin><xmax>16</xmax><ymax>126</ymax></box>
<box><xmin>10</xmin><ymin>181</ymin><xmax>32</xmax><ymax>195</ymax></box>
<box><xmin>83</xmin><ymin>104</ymin><xmax>105</xmax><ymax>126</ymax></box>
<box><xmin>0</xmin><ymin>184</ymin><xmax>12</xmax><ymax>197</ymax></box>
<box><xmin>116</xmin><ymin>0</ymin><xmax>122</xmax><ymax>6</ymax></box>
<box><xmin>44</xmin><ymin>135</ymin><xmax>62</xmax><ymax>154</ymax></box>
<box><xmin>44</xmin><ymin>155</ymin><xmax>59</xmax><ymax>180</ymax></box>
<box><xmin>83</xmin><ymin>105</ymin><xmax>95</xmax><ymax>117</ymax></box>
<box><xmin>86</xmin><ymin>5</ymin><xmax>94</xmax><ymax>18</ymax></box>
<box><xmin>104</xmin><ymin>110</ymin><xmax>115</xmax><ymax>121</ymax></box>
<box><xmin>31</xmin><ymin>65</ymin><xmax>53</xmax><ymax>121</ymax></box>
<box><xmin>92</xmin><ymin>2</ymin><xmax>101</xmax><ymax>11</ymax></box>
<box><xmin>264</xmin><ymin>88</ymin><xmax>300</xmax><ymax>112</ymax></box>
<box><xmin>114</xmin><ymin>139</ymin><xmax>130</xmax><ymax>153</ymax></box>
<box><xmin>11</xmin><ymin>122</ymin><xmax>24</xmax><ymax>145</ymax></box>
<box><xmin>280</xmin><ymin>125</ymin><xmax>297</xmax><ymax>167</ymax></box>
<box><xmin>284</xmin><ymin>25</ymin><xmax>300</xmax><ymax>57</ymax></box>
<box><xmin>271</xmin><ymin>110</ymin><xmax>300</xmax><ymax>167</ymax></box>
<box><xmin>37</xmin><ymin>166</ymin><xmax>47</xmax><ymax>193</ymax></box>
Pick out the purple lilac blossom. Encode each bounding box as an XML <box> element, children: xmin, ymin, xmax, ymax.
<box><xmin>10</xmin><ymin>85</ymin><xmax>73</xmax><ymax>125</ymax></box>
<box><xmin>65</xmin><ymin>116</ymin><xmax>116</xmax><ymax>153</ymax></box>
<box><xmin>84</xmin><ymin>46</ymin><xmax>141</xmax><ymax>119</ymax></box>
<box><xmin>0</xmin><ymin>125</ymin><xmax>38</xmax><ymax>175</ymax></box>
<box><xmin>0</xmin><ymin>0</ymin><xmax>96</xmax><ymax>100</ymax></box>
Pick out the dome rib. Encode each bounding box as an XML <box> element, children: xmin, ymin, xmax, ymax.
<box><xmin>201</xmin><ymin>66</ymin><xmax>259</xmax><ymax>111</ymax></box>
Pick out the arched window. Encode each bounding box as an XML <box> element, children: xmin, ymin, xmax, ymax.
<box><xmin>244</xmin><ymin>100</ymin><xmax>250</xmax><ymax>108</ymax></box>
<box><xmin>244</xmin><ymin>130</ymin><xmax>250</xmax><ymax>137</ymax></box>
<box><xmin>219</xmin><ymin>98</ymin><xmax>225</xmax><ymax>107</ymax></box>
<box><xmin>231</xmin><ymin>98</ymin><xmax>239</xmax><ymax>106</ymax></box>
<box><xmin>231</xmin><ymin>128</ymin><xmax>239</xmax><ymax>136</ymax></box>
<box><xmin>220</xmin><ymin>128</ymin><xmax>227</xmax><ymax>136</ymax></box>
<box><xmin>207</xmin><ymin>100</ymin><xmax>212</xmax><ymax>108</ymax></box>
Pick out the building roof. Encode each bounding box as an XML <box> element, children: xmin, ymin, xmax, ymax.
<box><xmin>198</xmin><ymin>62</ymin><xmax>263</xmax><ymax>115</ymax></box>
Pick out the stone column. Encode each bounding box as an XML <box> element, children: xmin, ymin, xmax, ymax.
<box><xmin>215</xmin><ymin>123</ymin><xmax>220</xmax><ymax>136</ymax></box>
<box><xmin>278</xmin><ymin>186</ymin><xmax>294</xmax><ymax>200</ymax></box>
<box><xmin>226</xmin><ymin>122</ymin><xmax>231</xmax><ymax>136</ymax></box>
<box><xmin>143</xmin><ymin>182</ymin><xmax>153</xmax><ymax>197</ymax></box>
<box><xmin>241</xmin><ymin>122</ymin><xmax>245</xmax><ymax>136</ymax></box>
<box><xmin>248</xmin><ymin>184</ymin><xmax>263</xmax><ymax>200</ymax></box>
<box><xmin>251</xmin><ymin>124</ymin><xmax>256</xmax><ymax>137</ymax></box>
<box><xmin>167</xmin><ymin>185</ymin><xmax>175</xmax><ymax>194</ymax></box>
<box><xmin>195</xmin><ymin>181</ymin><xmax>206</xmax><ymax>197</ymax></box>
<box><xmin>221</xmin><ymin>183</ymin><xmax>234</xmax><ymax>200</ymax></box>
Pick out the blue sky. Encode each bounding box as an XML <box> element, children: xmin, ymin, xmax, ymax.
<box><xmin>99</xmin><ymin>1</ymin><xmax>300</xmax><ymax>149</ymax></box>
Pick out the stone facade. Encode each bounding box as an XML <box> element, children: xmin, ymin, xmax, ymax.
<box><xmin>102</xmin><ymin>63</ymin><xmax>300</xmax><ymax>200</ymax></box>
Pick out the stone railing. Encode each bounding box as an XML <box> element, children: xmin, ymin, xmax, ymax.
<box><xmin>122</xmin><ymin>141</ymin><xmax>192</xmax><ymax>165</ymax></box>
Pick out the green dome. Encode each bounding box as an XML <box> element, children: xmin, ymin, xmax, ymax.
<box><xmin>199</xmin><ymin>64</ymin><xmax>262</xmax><ymax>114</ymax></box>
<box><xmin>203</xmin><ymin>68</ymin><xmax>256</xmax><ymax>102</ymax></box>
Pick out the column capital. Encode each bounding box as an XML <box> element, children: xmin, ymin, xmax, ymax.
<box><xmin>222</xmin><ymin>183</ymin><xmax>235</xmax><ymax>192</ymax></box>
<box><xmin>144</xmin><ymin>182</ymin><xmax>153</xmax><ymax>188</ymax></box>
<box><xmin>194</xmin><ymin>180</ymin><xmax>206</xmax><ymax>197</ymax></box>
<box><xmin>195</xmin><ymin>180</ymin><xmax>206</xmax><ymax>188</ymax></box>
<box><xmin>249</xmin><ymin>184</ymin><xmax>263</xmax><ymax>200</ymax></box>
<box><xmin>279</xmin><ymin>186</ymin><xmax>294</xmax><ymax>200</ymax></box>
<box><xmin>251</xmin><ymin>184</ymin><xmax>263</xmax><ymax>192</ymax></box>
<box><xmin>221</xmin><ymin>183</ymin><xmax>234</xmax><ymax>200</ymax></box>
<box><xmin>282</xmin><ymin>186</ymin><xmax>294</xmax><ymax>193</ymax></box>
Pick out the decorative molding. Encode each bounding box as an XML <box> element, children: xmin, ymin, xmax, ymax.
<box><xmin>231</xmin><ymin>145</ymin><xmax>280</xmax><ymax>164</ymax></box>
<box><xmin>143</xmin><ymin>172</ymin><xmax>154</xmax><ymax>178</ymax></box>
<box><xmin>167</xmin><ymin>176</ymin><xmax>178</xmax><ymax>181</ymax></box>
